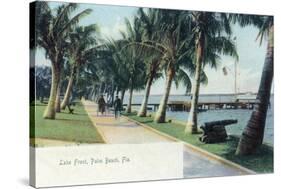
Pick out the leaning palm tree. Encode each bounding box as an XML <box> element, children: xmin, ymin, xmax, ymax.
<box><xmin>127</xmin><ymin>9</ymin><xmax>201</xmax><ymax>123</ymax></box>
<box><xmin>136</xmin><ymin>8</ymin><xmax>164</xmax><ymax>117</ymax></box>
<box><xmin>119</xmin><ymin>17</ymin><xmax>147</xmax><ymax>113</ymax></box>
<box><xmin>61</xmin><ymin>24</ymin><xmax>99</xmax><ymax>110</ymax></box>
<box><xmin>103</xmin><ymin>38</ymin><xmax>130</xmax><ymax>105</ymax></box>
<box><xmin>73</xmin><ymin>60</ymin><xmax>100</xmax><ymax>99</ymax></box>
<box><xmin>105</xmin><ymin>37</ymin><xmax>146</xmax><ymax>112</ymax></box>
<box><xmin>185</xmin><ymin>12</ymin><xmax>238</xmax><ymax>134</ymax></box>
<box><xmin>152</xmin><ymin>10</ymin><xmax>197</xmax><ymax>123</ymax></box>
<box><xmin>232</xmin><ymin>15</ymin><xmax>274</xmax><ymax>155</ymax></box>
<box><xmin>35</xmin><ymin>2</ymin><xmax>92</xmax><ymax>119</ymax></box>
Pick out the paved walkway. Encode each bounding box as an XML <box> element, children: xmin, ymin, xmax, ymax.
<box><xmin>83</xmin><ymin>100</ymin><xmax>249</xmax><ymax>178</ymax></box>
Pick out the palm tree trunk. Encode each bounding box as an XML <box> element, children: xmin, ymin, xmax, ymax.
<box><xmin>138</xmin><ymin>75</ymin><xmax>154</xmax><ymax>117</ymax></box>
<box><xmin>43</xmin><ymin>63</ymin><xmax>60</xmax><ymax>119</ymax></box>
<box><xmin>185</xmin><ymin>36</ymin><xmax>204</xmax><ymax>134</ymax></box>
<box><xmin>93</xmin><ymin>85</ymin><xmax>99</xmax><ymax>101</ymax></box>
<box><xmin>154</xmin><ymin>66</ymin><xmax>174</xmax><ymax>123</ymax></box>
<box><xmin>55</xmin><ymin>81</ymin><xmax>61</xmax><ymax>112</ymax></box>
<box><xmin>61</xmin><ymin>65</ymin><xmax>76</xmax><ymax>110</ymax></box>
<box><xmin>126</xmin><ymin>82</ymin><xmax>134</xmax><ymax>113</ymax></box>
<box><xmin>236</xmin><ymin>25</ymin><xmax>274</xmax><ymax>155</ymax></box>
<box><xmin>110</xmin><ymin>86</ymin><xmax>115</xmax><ymax>107</ymax></box>
<box><xmin>120</xmin><ymin>89</ymin><xmax>126</xmax><ymax>105</ymax></box>
<box><xmin>116</xmin><ymin>88</ymin><xmax>120</xmax><ymax>97</ymax></box>
<box><xmin>95</xmin><ymin>83</ymin><xmax>102</xmax><ymax>102</ymax></box>
<box><xmin>89</xmin><ymin>87</ymin><xmax>94</xmax><ymax>100</ymax></box>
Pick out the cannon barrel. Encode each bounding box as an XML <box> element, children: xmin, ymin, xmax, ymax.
<box><xmin>200</xmin><ymin>119</ymin><xmax>237</xmax><ymax>131</ymax></box>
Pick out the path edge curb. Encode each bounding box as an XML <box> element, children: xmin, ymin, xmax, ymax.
<box><xmin>81</xmin><ymin>100</ymin><xmax>108</xmax><ymax>144</ymax></box>
<box><xmin>122</xmin><ymin>115</ymin><xmax>256</xmax><ymax>175</ymax></box>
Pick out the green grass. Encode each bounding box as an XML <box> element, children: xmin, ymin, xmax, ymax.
<box><xmin>123</xmin><ymin>112</ymin><xmax>273</xmax><ymax>173</ymax></box>
<box><xmin>30</xmin><ymin>102</ymin><xmax>104</xmax><ymax>144</ymax></box>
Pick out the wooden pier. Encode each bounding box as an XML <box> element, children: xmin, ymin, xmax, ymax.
<box><xmin>123</xmin><ymin>100</ymin><xmax>257</xmax><ymax>112</ymax></box>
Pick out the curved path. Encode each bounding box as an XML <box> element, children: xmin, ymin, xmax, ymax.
<box><xmin>83</xmin><ymin>100</ymin><xmax>251</xmax><ymax>178</ymax></box>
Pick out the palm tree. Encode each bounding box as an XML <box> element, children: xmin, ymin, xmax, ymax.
<box><xmin>127</xmin><ymin>9</ymin><xmax>202</xmax><ymax>123</ymax></box>
<box><xmin>103</xmin><ymin>39</ymin><xmax>131</xmax><ymax>107</ymax></box>
<box><xmin>82</xmin><ymin>61</ymin><xmax>101</xmax><ymax>100</ymax></box>
<box><xmin>185</xmin><ymin>12</ymin><xmax>238</xmax><ymax>134</ymax></box>
<box><xmin>232</xmin><ymin>15</ymin><xmax>274</xmax><ymax>155</ymax></box>
<box><xmin>119</xmin><ymin>17</ymin><xmax>147</xmax><ymax>113</ymax></box>
<box><xmin>73</xmin><ymin>63</ymin><xmax>100</xmax><ymax>99</ymax></box>
<box><xmin>115</xmin><ymin>10</ymin><xmax>202</xmax><ymax>121</ymax></box>
<box><xmin>61</xmin><ymin>24</ymin><xmax>99</xmax><ymax>110</ymax></box>
<box><xmin>136</xmin><ymin>8</ymin><xmax>164</xmax><ymax>117</ymax></box>
<box><xmin>55</xmin><ymin>77</ymin><xmax>62</xmax><ymax>112</ymax></box>
<box><xmin>35</xmin><ymin>2</ymin><xmax>92</xmax><ymax>119</ymax></box>
<box><xmin>152</xmin><ymin>10</ymin><xmax>197</xmax><ymax>123</ymax></box>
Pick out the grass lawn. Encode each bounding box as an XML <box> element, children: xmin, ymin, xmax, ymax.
<box><xmin>30</xmin><ymin>102</ymin><xmax>104</xmax><ymax>145</ymax></box>
<box><xmin>123</xmin><ymin>112</ymin><xmax>273</xmax><ymax>173</ymax></box>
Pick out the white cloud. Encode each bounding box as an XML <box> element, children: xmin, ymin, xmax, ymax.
<box><xmin>99</xmin><ymin>16</ymin><xmax>127</xmax><ymax>40</ymax></box>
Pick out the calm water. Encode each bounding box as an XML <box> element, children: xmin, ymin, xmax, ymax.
<box><xmin>123</xmin><ymin>94</ymin><xmax>274</xmax><ymax>146</ymax></box>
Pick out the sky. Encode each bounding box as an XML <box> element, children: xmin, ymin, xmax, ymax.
<box><xmin>36</xmin><ymin>2</ymin><xmax>269</xmax><ymax>95</ymax></box>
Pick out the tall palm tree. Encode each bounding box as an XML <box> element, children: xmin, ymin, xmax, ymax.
<box><xmin>136</xmin><ymin>8</ymin><xmax>163</xmax><ymax>117</ymax></box>
<box><xmin>128</xmin><ymin>9</ymin><xmax>202</xmax><ymax>123</ymax></box>
<box><xmin>73</xmin><ymin>62</ymin><xmax>100</xmax><ymax>99</ymax></box>
<box><xmin>35</xmin><ymin>2</ymin><xmax>92</xmax><ymax>119</ymax></box>
<box><xmin>61</xmin><ymin>24</ymin><xmax>99</xmax><ymax>110</ymax></box>
<box><xmin>185</xmin><ymin>12</ymin><xmax>238</xmax><ymax>134</ymax></box>
<box><xmin>232</xmin><ymin>15</ymin><xmax>274</xmax><ymax>155</ymax></box>
<box><xmin>55</xmin><ymin>74</ymin><xmax>62</xmax><ymax>112</ymax></box>
<box><xmin>119</xmin><ymin>17</ymin><xmax>147</xmax><ymax>113</ymax></box>
<box><xmin>152</xmin><ymin>10</ymin><xmax>198</xmax><ymax>123</ymax></box>
<box><xmin>103</xmin><ymin>37</ymin><xmax>145</xmax><ymax>112</ymax></box>
<box><xmin>103</xmin><ymin>39</ymin><xmax>130</xmax><ymax>106</ymax></box>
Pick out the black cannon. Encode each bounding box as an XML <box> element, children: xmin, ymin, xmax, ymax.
<box><xmin>199</xmin><ymin>119</ymin><xmax>238</xmax><ymax>144</ymax></box>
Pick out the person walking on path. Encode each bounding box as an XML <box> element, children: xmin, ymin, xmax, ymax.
<box><xmin>113</xmin><ymin>95</ymin><xmax>122</xmax><ymax>119</ymax></box>
<box><xmin>97</xmin><ymin>95</ymin><xmax>106</xmax><ymax>116</ymax></box>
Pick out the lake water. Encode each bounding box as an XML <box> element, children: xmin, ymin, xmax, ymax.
<box><xmin>123</xmin><ymin>94</ymin><xmax>274</xmax><ymax>146</ymax></box>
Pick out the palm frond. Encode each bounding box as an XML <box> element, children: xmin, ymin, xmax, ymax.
<box><xmin>53</xmin><ymin>3</ymin><xmax>78</xmax><ymax>32</ymax></box>
<box><xmin>174</xmin><ymin>68</ymin><xmax>192</xmax><ymax>94</ymax></box>
<box><xmin>200</xmin><ymin>70</ymin><xmax>208</xmax><ymax>85</ymax></box>
<box><xmin>57</xmin><ymin>8</ymin><xmax>92</xmax><ymax>38</ymax></box>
